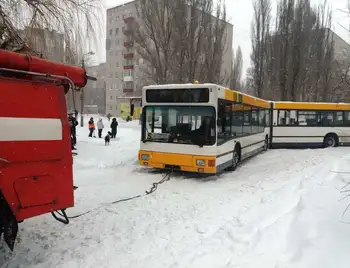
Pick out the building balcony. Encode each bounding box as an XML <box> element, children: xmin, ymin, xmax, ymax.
<box><xmin>123</xmin><ymin>16</ymin><xmax>134</xmax><ymax>24</ymax></box>
<box><xmin>124</xmin><ymin>41</ymin><xmax>134</xmax><ymax>47</ymax></box>
<box><xmin>123</xmin><ymin>27</ymin><xmax>134</xmax><ymax>36</ymax></box>
<box><xmin>123</xmin><ymin>88</ymin><xmax>133</xmax><ymax>93</ymax></box>
<box><xmin>123</xmin><ymin>65</ymin><xmax>134</xmax><ymax>70</ymax></box>
<box><xmin>123</xmin><ymin>76</ymin><xmax>133</xmax><ymax>82</ymax></box>
<box><xmin>123</xmin><ymin>52</ymin><xmax>134</xmax><ymax>59</ymax></box>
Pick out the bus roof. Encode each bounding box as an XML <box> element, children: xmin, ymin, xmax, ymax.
<box><xmin>116</xmin><ymin>97</ymin><xmax>141</xmax><ymax>99</ymax></box>
<box><xmin>225</xmin><ymin>89</ymin><xmax>270</xmax><ymax>108</ymax></box>
<box><xmin>143</xmin><ymin>83</ymin><xmax>271</xmax><ymax>108</ymax></box>
<box><xmin>143</xmin><ymin>83</ymin><xmax>218</xmax><ymax>89</ymax></box>
<box><xmin>274</xmin><ymin>101</ymin><xmax>350</xmax><ymax>110</ymax></box>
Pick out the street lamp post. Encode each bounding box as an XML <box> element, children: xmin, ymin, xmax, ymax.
<box><xmin>80</xmin><ymin>51</ymin><xmax>94</xmax><ymax>127</ymax></box>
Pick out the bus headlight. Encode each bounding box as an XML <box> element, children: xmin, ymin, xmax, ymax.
<box><xmin>196</xmin><ymin>159</ymin><xmax>205</xmax><ymax>166</ymax></box>
<box><xmin>141</xmin><ymin>154</ymin><xmax>150</xmax><ymax>161</ymax></box>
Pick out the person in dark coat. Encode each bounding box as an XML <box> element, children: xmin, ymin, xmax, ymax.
<box><xmin>110</xmin><ymin>118</ymin><xmax>118</xmax><ymax>138</ymax></box>
<box><xmin>68</xmin><ymin>114</ymin><xmax>78</xmax><ymax>150</ymax></box>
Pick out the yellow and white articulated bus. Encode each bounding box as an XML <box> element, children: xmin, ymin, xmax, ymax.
<box><xmin>271</xmin><ymin>101</ymin><xmax>350</xmax><ymax>148</ymax></box>
<box><xmin>138</xmin><ymin>83</ymin><xmax>271</xmax><ymax>174</ymax></box>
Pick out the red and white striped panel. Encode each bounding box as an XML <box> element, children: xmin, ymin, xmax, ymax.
<box><xmin>0</xmin><ymin>117</ymin><xmax>62</xmax><ymax>141</ymax></box>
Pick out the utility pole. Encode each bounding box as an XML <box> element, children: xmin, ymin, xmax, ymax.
<box><xmin>79</xmin><ymin>51</ymin><xmax>94</xmax><ymax>127</ymax></box>
<box><xmin>80</xmin><ymin>58</ymin><xmax>85</xmax><ymax>127</ymax></box>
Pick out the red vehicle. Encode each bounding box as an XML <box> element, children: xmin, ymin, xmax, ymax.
<box><xmin>0</xmin><ymin>49</ymin><xmax>93</xmax><ymax>250</ymax></box>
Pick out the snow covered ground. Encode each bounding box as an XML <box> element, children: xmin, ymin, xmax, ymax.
<box><xmin>2</xmin><ymin>115</ymin><xmax>350</xmax><ymax>268</ymax></box>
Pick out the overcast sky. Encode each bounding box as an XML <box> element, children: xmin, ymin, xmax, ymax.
<box><xmin>92</xmin><ymin>0</ymin><xmax>350</xmax><ymax>78</ymax></box>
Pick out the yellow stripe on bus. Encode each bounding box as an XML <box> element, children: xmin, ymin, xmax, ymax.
<box><xmin>224</xmin><ymin>89</ymin><xmax>270</xmax><ymax>108</ymax></box>
<box><xmin>242</xmin><ymin>95</ymin><xmax>270</xmax><ymax>109</ymax></box>
<box><xmin>274</xmin><ymin>102</ymin><xmax>350</xmax><ymax>111</ymax></box>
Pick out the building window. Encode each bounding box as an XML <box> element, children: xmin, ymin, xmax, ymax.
<box><xmin>110</xmin><ymin>105</ymin><xmax>112</xmax><ymax>110</ymax></box>
<box><xmin>124</xmin><ymin>82</ymin><xmax>133</xmax><ymax>89</ymax></box>
<box><xmin>109</xmin><ymin>29</ymin><xmax>112</xmax><ymax>35</ymax></box>
<box><xmin>110</xmin><ymin>96</ymin><xmax>113</xmax><ymax>100</ymax></box>
<box><xmin>115</xmin><ymin>28</ymin><xmax>119</xmax><ymax>35</ymax></box>
<box><xmin>124</xmin><ymin>69</ymin><xmax>133</xmax><ymax>76</ymax></box>
<box><xmin>106</xmin><ymin>39</ymin><xmax>111</xmax><ymax>50</ymax></box>
<box><xmin>124</xmin><ymin>59</ymin><xmax>133</xmax><ymax>66</ymax></box>
<box><xmin>116</xmin><ymin>16</ymin><xmax>119</xmax><ymax>20</ymax></box>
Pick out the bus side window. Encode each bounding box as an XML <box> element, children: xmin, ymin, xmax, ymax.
<box><xmin>278</xmin><ymin>110</ymin><xmax>286</xmax><ymax>125</ymax></box>
<box><xmin>345</xmin><ymin>112</ymin><xmax>350</xmax><ymax>126</ymax></box>
<box><xmin>231</xmin><ymin>105</ymin><xmax>243</xmax><ymax>137</ymax></box>
<box><xmin>217</xmin><ymin>99</ymin><xmax>232</xmax><ymax>143</ymax></box>
<box><xmin>335</xmin><ymin>111</ymin><xmax>344</xmax><ymax>126</ymax></box>
<box><xmin>318</xmin><ymin>111</ymin><xmax>334</xmax><ymax>126</ymax></box>
<box><xmin>258</xmin><ymin>109</ymin><xmax>265</xmax><ymax>132</ymax></box>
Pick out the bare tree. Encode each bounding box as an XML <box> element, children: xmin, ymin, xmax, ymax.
<box><xmin>250</xmin><ymin>0</ymin><xmax>334</xmax><ymax>101</ymax></box>
<box><xmin>134</xmin><ymin>0</ymin><xmax>177</xmax><ymax>84</ymax></box>
<box><xmin>134</xmin><ymin>0</ymin><xmax>227</xmax><ymax>84</ymax></box>
<box><xmin>230</xmin><ymin>46</ymin><xmax>243</xmax><ymax>89</ymax></box>
<box><xmin>251</xmin><ymin>0</ymin><xmax>271</xmax><ymax>98</ymax></box>
<box><xmin>0</xmin><ymin>0</ymin><xmax>102</xmax><ymax>61</ymax></box>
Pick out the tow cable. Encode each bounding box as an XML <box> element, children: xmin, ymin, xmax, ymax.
<box><xmin>67</xmin><ymin>170</ymin><xmax>172</xmax><ymax>219</ymax></box>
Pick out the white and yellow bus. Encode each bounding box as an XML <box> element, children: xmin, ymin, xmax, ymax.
<box><xmin>271</xmin><ymin>101</ymin><xmax>350</xmax><ymax>148</ymax></box>
<box><xmin>138</xmin><ymin>83</ymin><xmax>271</xmax><ymax>174</ymax></box>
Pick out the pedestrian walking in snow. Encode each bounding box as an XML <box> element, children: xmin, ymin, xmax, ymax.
<box><xmin>97</xmin><ymin>118</ymin><xmax>104</xmax><ymax>138</ymax></box>
<box><xmin>88</xmin><ymin>117</ymin><xmax>95</xmax><ymax>137</ymax></box>
<box><xmin>110</xmin><ymin>117</ymin><xmax>118</xmax><ymax>139</ymax></box>
<box><xmin>68</xmin><ymin>113</ymin><xmax>78</xmax><ymax>150</ymax></box>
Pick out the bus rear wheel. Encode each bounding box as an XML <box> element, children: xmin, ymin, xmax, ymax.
<box><xmin>263</xmin><ymin>136</ymin><xmax>268</xmax><ymax>151</ymax></box>
<box><xmin>324</xmin><ymin>134</ymin><xmax>338</xmax><ymax>148</ymax></box>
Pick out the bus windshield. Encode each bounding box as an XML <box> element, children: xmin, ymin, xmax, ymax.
<box><xmin>142</xmin><ymin>106</ymin><xmax>216</xmax><ymax>146</ymax></box>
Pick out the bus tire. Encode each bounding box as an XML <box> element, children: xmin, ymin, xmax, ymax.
<box><xmin>324</xmin><ymin>134</ymin><xmax>338</xmax><ymax>148</ymax></box>
<box><xmin>263</xmin><ymin>135</ymin><xmax>268</xmax><ymax>151</ymax></box>
<box><xmin>227</xmin><ymin>145</ymin><xmax>240</xmax><ymax>171</ymax></box>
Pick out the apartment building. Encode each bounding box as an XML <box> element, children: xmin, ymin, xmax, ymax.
<box><xmin>85</xmin><ymin>63</ymin><xmax>107</xmax><ymax>114</ymax></box>
<box><xmin>106</xmin><ymin>0</ymin><xmax>233</xmax><ymax>116</ymax></box>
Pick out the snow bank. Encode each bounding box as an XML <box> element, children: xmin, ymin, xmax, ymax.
<box><xmin>1</xmin><ymin>116</ymin><xmax>350</xmax><ymax>268</ymax></box>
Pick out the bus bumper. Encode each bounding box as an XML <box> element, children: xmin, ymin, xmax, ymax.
<box><xmin>138</xmin><ymin>151</ymin><xmax>217</xmax><ymax>174</ymax></box>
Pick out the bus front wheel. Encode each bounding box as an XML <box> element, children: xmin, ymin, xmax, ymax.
<box><xmin>227</xmin><ymin>146</ymin><xmax>240</xmax><ymax>171</ymax></box>
<box><xmin>324</xmin><ymin>134</ymin><xmax>338</xmax><ymax>148</ymax></box>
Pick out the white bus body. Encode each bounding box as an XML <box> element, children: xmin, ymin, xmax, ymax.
<box><xmin>138</xmin><ymin>83</ymin><xmax>270</xmax><ymax>174</ymax></box>
<box><xmin>271</xmin><ymin>101</ymin><xmax>350</xmax><ymax>148</ymax></box>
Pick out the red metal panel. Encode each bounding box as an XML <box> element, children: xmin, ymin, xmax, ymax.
<box><xmin>0</xmin><ymin>49</ymin><xmax>87</xmax><ymax>88</ymax></box>
<box><xmin>0</xmin><ymin>76</ymin><xmax>74</xmax><ymax>221</ymax></box>
<box><xmin>0</xmin><ymin>160</ymin><xmax>73</xmax><ymax>221</ymax></box>
<box><xmin>14</xmin><ymin>175</ymin><xmax>55</xmax><ymax>208</ymax></box>
<box><xmin>123</xmin><ymin>65</ymin><xmax>134</xmax><ymax>70</ymax></box>
<box><xmin>0</xmin><ymin>77</ymin><xmax>62</xmax><ymax>118</ymax></box>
